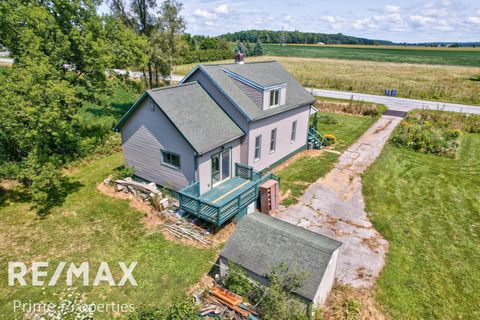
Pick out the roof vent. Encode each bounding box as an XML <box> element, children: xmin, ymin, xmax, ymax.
<box><xmin>234</xmin><ymin>51</ymin><xmax>244</xmax><ymax>64</ymax></box>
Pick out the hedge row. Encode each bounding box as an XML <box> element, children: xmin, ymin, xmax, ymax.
<box><xmin>177</xmin><ymin>49</ymin><xmax>232</xmax><ymax>64</ymax></box>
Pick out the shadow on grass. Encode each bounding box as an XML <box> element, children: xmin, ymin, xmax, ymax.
<box><xmin>0</xmin><ymin>185</ymin><xmax>30</xmax><ymax>208</ymax></box>
<box><xmin>84</xmin><ymin>101</ymin><xmax>132</xmax><ymax>120</ymax></box>
<box><xmin>36</xmin><ymin>176</ymin><xmax>84</xmax><ymax>218</ymax></box>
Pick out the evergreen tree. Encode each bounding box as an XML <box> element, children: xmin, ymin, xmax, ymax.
<box><xmin>251</xmin><ymin>41</ymin><xmax>264</xmax><ymax>56</ymax></box>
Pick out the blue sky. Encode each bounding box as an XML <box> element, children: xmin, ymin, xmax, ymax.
<box><xmin>180</xmin><ymin>0</ymin><xmax>480</xmax><ymax>42</ymax></box>
<box><xmin>99</xmin><ymin>0</ymin><xmax>480</xmax><ymax>42</ymax></box>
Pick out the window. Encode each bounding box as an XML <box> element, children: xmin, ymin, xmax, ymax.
<box><xmin>161</xmin><ymin>150</ymin><xmax>180</xmax><ymax>169</ymax></box>
<box><xmin>254</xmin><ymin>135</ymin><xmax>262</xmax><ymax>161</ymax></box>
<box><xmin>269</xmin><ymin>89</ymin><xmax>280</xmax><ymax>107</ymax></box>
<box><xmin>291</xmin><ymin>120</ymin><xmax>297</xmax><ymax>143</ymax></box>
<box><xmin>270</xmin><ymin>128</ymin><xmax>277</xmax><ymax>153</ymax></box>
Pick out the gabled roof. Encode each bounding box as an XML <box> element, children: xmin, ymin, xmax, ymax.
<box><xmin>220</xmin><ymin>212</ymin><xmax>342</xmax><ymax>302</ymax></box>
<box><xmin>181</xmin><ymin>61</ymin><xmax>315</xmax><ymax>121</ymax></box>
<box><xmin>114</xmin><ymin>82</ymin><xmax>244</xmax><ymax>155</ymax></box>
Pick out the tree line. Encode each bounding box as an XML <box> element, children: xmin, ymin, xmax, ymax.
<box><xmin>220</xmin><ymin>29</ymin><xmax>394</xmax><ymax>45</ymax></box>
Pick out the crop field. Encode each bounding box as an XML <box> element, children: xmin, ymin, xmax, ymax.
<box><xmin>175</xmin><ymin>56</ymin><xmax>480</xmax><ymax>105</ymax></box>
<box><xmin>262</xmin><ymin>44</ymin><xmax>480</xmax><ymax>67</ymax></box>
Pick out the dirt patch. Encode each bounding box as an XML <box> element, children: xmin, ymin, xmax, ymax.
<box><xmin>187</xmin><ymin>274</ymin><xmax>215</xmax><ymax>296</ymax></box>
<box><xmin>97</xmin><ymin>183</ymin><xmax>235</xmax><ymax>248</ymax></box>
<box><xmin>0</xmin><ymin>179</ymin><xmax>21</xmax><ymax>190</ymax></box>
<box><xmin>271</xmin><ymin>149</ymin><xmax>325</xmax><ymax>173</ymax></box>
<box><xmin>323</xmin><ymin>284</ymin><xmax>387</xmax><ymax>320</ymax></box>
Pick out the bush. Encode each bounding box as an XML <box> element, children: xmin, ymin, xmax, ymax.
<box><xmin>390</xmin><ymin>110</ymin><xmax>480</xmax><ymax>157</ymax></box>
<box><xmin>129</xmin><ymin>300</ymin><xmax>200</xmax><ymax>320</ymax></box>
<box><xmin>111</xmin><ymin>165</ymin><xmax>135</xmax><ymax>181</ymax></box>
<box><xmin>323</xmin><ymin>134</ymin><xmax>337</xmax><ymax>146</ymax></box>
<box><xmin>314</xmin><ymin>100</ymin><xmax>383</xmax><ymax>118</ymax></box>
<box><xmin>178</xmin><ymin>49</ymin><xmax>232</xmax><ymax>65</ymax></box>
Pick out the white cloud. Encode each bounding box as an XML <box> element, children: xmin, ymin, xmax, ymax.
<box><xmin>409</xmin><ymin>15</ymin><xmax>435</xmax><ymax>26</ymax></box>
<box><xmin>214</xmin><ymin>4</ymin><xmax>229</xmax><ymax>15</ymax></box>
<box><xmin>194</xmin><ymin>9</ymin><xmax>217</xmax><ymax>20</ymax></box>
<box><xmin>385</xmin><ymin>5</ymin><xmax>401</xmax><ymax>14</ymax></box>
<box><xmin>467</xmin><ymin>16</ymin><xmax>480</xmax><ymax>25</ymax></box>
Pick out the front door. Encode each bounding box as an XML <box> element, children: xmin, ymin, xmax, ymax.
<box><xmin>212</xmin><ymin>149</ymin><xmax>231</xmax><ymax>187</ymax></box>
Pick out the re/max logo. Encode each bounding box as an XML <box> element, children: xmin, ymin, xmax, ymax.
<box><xmin>8</xmin><ymin>262</ymin><xmax>138</xmax><ymax>287</ymax></box>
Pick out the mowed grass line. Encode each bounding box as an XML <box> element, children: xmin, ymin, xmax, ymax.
<box><xmin>363</xmin><ymin>135</ymin><xmax>480</xmax><ymax>319</ymax></box>
<box><xmin>174</xmin><ymin>56</ymin><xmax>480</xmax><ymax>105</ymax></box>
<box><xmin>263</xmin><ymin>44</ymin><xmax>480</xmax><ymax>67</ymax></box>
<box><xmin>0</xmin><ymin>153</ymin><xmax>216</xmax><ymax>318</ymax></box>
<box><xmin>277</xmin><ymin>112</ymin><xmax>376</xmax><ymax>205</ymax></box>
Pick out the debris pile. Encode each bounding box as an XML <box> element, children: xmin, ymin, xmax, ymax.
<box><xmin>162</xmin><ymin>219</ymin><xmax>211</xmax><ymax>245</ymax></box>
<box><xmin>199</xmin><ymin>286</ymin><xmax>258</xmax><ymax>319</ymax></box>
<box><xmin>104</xmin><ymin>177</ymin><xmax>170</xmax><ymax>211</ymax></box>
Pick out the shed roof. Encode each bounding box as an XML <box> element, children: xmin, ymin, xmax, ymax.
<box><xmin>220</xmin><ymin>212</ymin><xmax>342</xmax><ymax>302</ymax></box>
<box><xmin>184</xmin><ymin>61</ymin><xmax>315</xmax><ymax>121</ymax></box>
<box><xmin>114</xmin><ymin>82</ymin><xmax>244</xmax><ymax>155</ymax></box>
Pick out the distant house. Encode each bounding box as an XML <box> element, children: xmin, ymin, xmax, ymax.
<box><xmin>219</xmin><ymin>212</ymin><xmax>342</xmax><ymax>309</ymax></box>
<box><xmin>114</xmin><ymin>57</ymin><xmax>323</xmax><ymax>225</ymax></box>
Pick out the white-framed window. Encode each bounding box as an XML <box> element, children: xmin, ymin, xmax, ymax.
<box><xmin>270</xmin><ymin>128</ymin><xmax>277</xmax><ymax>153</ymax></box>
<box><xmin>291</xmin><ymin>120</ymin><xmax>297</xmax><ymax>143</ymax></box>
<box><xmin>269</xmin><ymin>89</ymin><xmax>280</xmax><ymax>107</ymax></box>
<box><xmin>254</xmin><ymin>135</ymin><xmax>262</xmax><ymax>162</ymax></box>
<box><xmin>161</xmin><ymin>150</ymin><xmax>181</xmax><ymax>170</ymax></box>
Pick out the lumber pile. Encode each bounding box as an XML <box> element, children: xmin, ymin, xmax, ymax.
<box><xmin>199</xmin><ymin>286</ymin><xmax>258</xmax><ymax>319</ymax></box>
<box><xmin>162</xmin><ymin>219</ymin><xmax>211</xmax><ymax>245</ymax></box>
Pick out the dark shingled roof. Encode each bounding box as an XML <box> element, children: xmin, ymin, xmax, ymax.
<box><xmin>194</xmin><ymin>61</ymin><xmax>315</xmax><ymax>121</ymax></box>
<box><xmin>115</xmin><ymin>82</ymin><xmax>244</xmax><ymax>155</ymax></box>
<box><xmin>220</xmin><ymin>212</ymin><xmax>342</xmax><ymax>302</ymax></box>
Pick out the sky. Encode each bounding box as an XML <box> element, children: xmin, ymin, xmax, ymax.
<box><xmin>100</xmin><ymin>0</ymin><xmax>480</xmax><ymax>42</ymax></box>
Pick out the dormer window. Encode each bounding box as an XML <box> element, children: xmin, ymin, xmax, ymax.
<box><xmin>269</xmin><ymin>89</ymin><xmax>280</xmax><ymax>107</ymax></box>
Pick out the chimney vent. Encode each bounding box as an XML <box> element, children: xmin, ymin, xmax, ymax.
<box><xmin>234</xmin><ymin>51</ymin><xmax>244</xmax><ymax>64</ymax></box>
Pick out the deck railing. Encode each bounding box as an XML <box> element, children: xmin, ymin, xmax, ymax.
<box><xmin>179</xmin><ymin>163</ymin><xmax>279</xmax><ymax>226</ymax></box>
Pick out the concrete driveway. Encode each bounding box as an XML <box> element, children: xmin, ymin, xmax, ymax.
<box><xmin>276</xmin><ymin>115</ymin><xmax>402</xmax><ymax>288</ymax></box>
<box><xmin>308</xmin><ymin>88</ymin><xmax>480</xmax><ymax>115</ymax></box>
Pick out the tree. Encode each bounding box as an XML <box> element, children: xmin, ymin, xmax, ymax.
<box><xmin>251</xmin><ymin>41</ymin><xmax>264</xmax><ymax>56</ymax></box>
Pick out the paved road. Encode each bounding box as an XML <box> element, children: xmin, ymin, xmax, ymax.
<box><xmin>308</xmin><ymin>88</ymin><xmax>480</xmax><ymax>115</ymax></box>
<box><xmin>0</xmin><ymin>57</ymin><xmax>13</xmax><ymax>64</ymax></box>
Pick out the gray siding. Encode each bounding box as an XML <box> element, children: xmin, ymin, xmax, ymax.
<box><xmin>121</xmin><ymin>97</ymin><xmax>196</xmax><ymax>191</ymax></box>
<box><xmin>232</xmin><ymin>78</ymin><xmax>263</xmax><ymax>107</ymax></box>
<box><xmin>197</xmin><ymin>138</ymin><xmax>242</xmax><ymax>194</ymax></box>
<box><xmin>247</xmin><ymin>105</ymin><xmax>311</xmax><ymax>171</ymax></box>
<box><xmin>184</xmin><ymin>69</ymin><xmax>250</xmax><ymax>133</ymax></box>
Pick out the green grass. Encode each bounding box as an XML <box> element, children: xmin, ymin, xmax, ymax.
<box><xmin>0</xmin><ymin>66</ymin><xmax>7</xmax><ymax>76</ymax></box>
<box><xmin>363</xmin><ymin>134</ymin><xmax>480</xmax><ymax>319</ymax></box>
<box><xmin>0</xmin><ymin>153</ymin><xmax>216</xmax><ymax>318</ymax></box>
<box><xmin>277</xmin><ymin>112</ymin><xmax>376</xmax><ymax>205</ymax></box>
<box><xmin>263</xmin><ymin>44</ymin><xmax>480</xmax><ymax>67</ymax></box>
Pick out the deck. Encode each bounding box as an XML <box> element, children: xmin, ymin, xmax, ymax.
<box><xmin>179</xmin><ymin>163</ymin><xmax>279</xmax><ymax>226</ymax></box>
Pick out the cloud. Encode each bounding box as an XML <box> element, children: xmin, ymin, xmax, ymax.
<box><xmin>194</xmin><ymin>9</ymin><xmax>217</xmax><ymax>20</ymax></box>
<box><xmin>467</xmin><ymin>16</ymin><xmax>480</xmax><ymax>26</ymax></box>
<box><xmin>385</xmin><ymin>5</ymin><xmax>401</xmax><ymax>14</ymax></box>
<box><xmin>214</xmin><ymin>4</ymin><xmax>229</xmax><ymax>14</ymax></box>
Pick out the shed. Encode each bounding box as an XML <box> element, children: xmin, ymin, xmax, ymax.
<box><xmin>219</xmin><ymin>212</ymin><xmax>342</xmax><ymax>308</ymax></box>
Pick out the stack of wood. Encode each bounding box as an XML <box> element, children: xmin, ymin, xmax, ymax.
<box><xmin>162</xmin><ymin>219</ymin><xmax>211</xmax><ymax>245</ymax></box>
<box><xmin>199</xmin><ymin>286</ymin><xmax>258</xmax><ymax>319</ymax></box>
<box><xmin>108</xmin><ymin>177</ymin><xmax>169</xmax><ymax>210</ymax></box>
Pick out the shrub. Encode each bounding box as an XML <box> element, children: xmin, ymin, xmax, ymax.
<box><xmin>314</xmin><ymin>100</ymin><xmax>383</xmax><ymax>118</ymax></box>
<box><xmin>129</xmin><ymin>300</ymin><xmax>200</xmax><ymax>320</ymax></box>
<box><xmin>323</xmin><ymin>134</ymin><xmax>337</xmax><ymax>146</ymax></box>
<box><xmin>111</xmin><ymin>165</ymin><xmax>135</xmax><ymax>181</ymax></box>
<box><xmin>390</xmin><ymin>110</ymin><xmax>480</xmax><ymax>157</ymax></box>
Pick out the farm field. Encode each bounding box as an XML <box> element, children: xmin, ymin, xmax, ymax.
<box><xmin>0</xmin><ymin>153</ymin><xmax>217</xmax><ymax>318</ymax></box>
<box><xmin>262</xmin><ymin>44</ymin><xmax>480</xmax><ymax>67</ymax></box>
<box><xmin>175</xmin><ymin>56</ymin><xmax>480</xmax><ymax>105</ymax></box>
<box><xmin>363</xmin><ymin>133</ymin><xmax>480</xmax><ymax>318</ymax></box>
<box><xmin>276</xmin><ymin>110</ymin><xmax>377</xmax><ymax>205</ymax></box>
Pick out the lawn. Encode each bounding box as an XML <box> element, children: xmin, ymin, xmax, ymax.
<box><xmin>276</xmin><ymin>112</ymin><xmax>377</xmax><ymax>205</ymax></box>
<box><xmin>262</xmin><ymin>44</ymin><xmax>480</xmax><ymax>67</ymax></box>
<box><xmin>174</xmin><ymin>56</ymin><xmax>480</xmax><ymax>105</ymax></box>
<box><xmin>363</xmin><ymin>134</ymin><xmax>480</xmax><ymax>318</ymax></box>
<box><xmin>0</xmin><ymin>153</ymin><xmax>217</xmax><ymax>318</ymax></box>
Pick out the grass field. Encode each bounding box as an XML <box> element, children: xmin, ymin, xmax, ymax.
<box><xmin>262</xmin><ymin>44</ymin><xmax>480</xmax><ymax>67</ymax></box>
<box><xmin>0</xmin><ymin>153</ymin><xmax>216</xmax><ymax>318</ymax></box>
<box><xmin>175</xmin><ymin>56</ymin><xmax>480</xmax><ymax>105</ymax></box>
<box><xmin>363</xmin><ymin>134</ymin><xmax>480</xmax><ymax>318</ymax></box>
<box><xmin>277</xmin><ymin>111</ymin><xmax>376</xmax><ymax>205</ymax></box>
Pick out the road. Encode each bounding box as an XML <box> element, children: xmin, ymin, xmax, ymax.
<box><xmin>308</xmin><ymin>88</ymin><xmax>480</xmax><ymax>115</ymax></box>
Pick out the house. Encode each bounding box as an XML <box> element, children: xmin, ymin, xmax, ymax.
<box><xmin>219</xmin><ymin>212</ymin><xmax>342</xmax><ymax>309</ymax></box>
<box><xmin>114</xmin><ymin>58</ymin><xmax>324</xmax><ymax>226</ymax></box>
